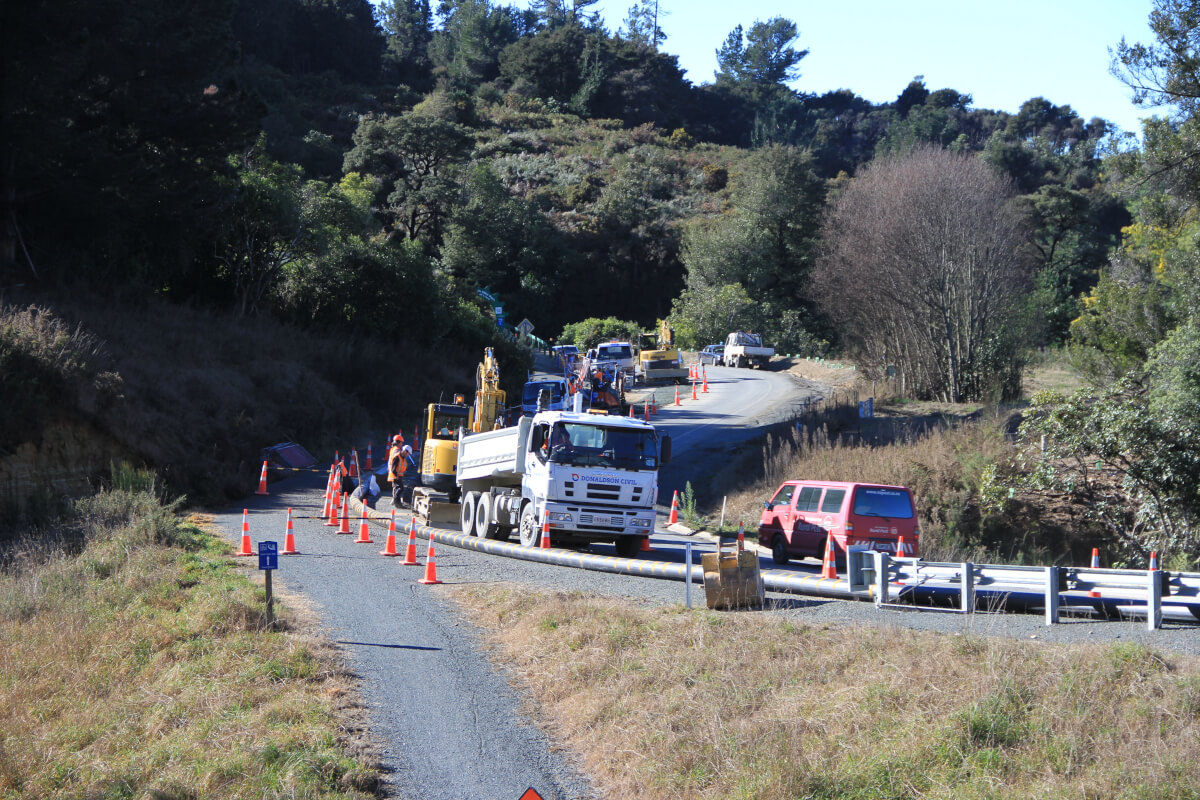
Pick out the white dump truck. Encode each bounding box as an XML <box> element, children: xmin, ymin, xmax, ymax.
<box><xmin>456</xmin><ymin>409</ymin><xmax>671</xmax><ymax>558</ymax></box>
<box><xmin>721</xmin><ymin>331</ymin><xmax>774</xmax><ymax>369</ymax></box>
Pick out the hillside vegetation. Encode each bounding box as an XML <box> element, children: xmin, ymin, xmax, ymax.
<box><xmin>4</xmin><ymin>1</ymin><xmax>1200</xmax><ymax>566</ymax></box>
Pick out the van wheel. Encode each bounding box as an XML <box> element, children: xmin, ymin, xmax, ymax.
<box><xmin>518</xmin><ymin>503</ymin><xmax>541</xmax><ymax>547</ymax></box>
<box><xmin>459</xmin><ymin>492</ymin><xmax>477</xmax><ymax>535</ymax></box>
<box><xmin>771</xmin><ymin>535</ymin><xmax>790</xmax><ymax>565</ymax></box>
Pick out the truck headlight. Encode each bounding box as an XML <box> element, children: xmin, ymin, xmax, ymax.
<box><xmin>630</xmin><ymin>518</ymin><xmax>652</xmax><ymax>529</ymax></box>
<box><xmin>549</xmin><ymin>512</ymin><xmax>573</xmax><ymax>523</ymax></box>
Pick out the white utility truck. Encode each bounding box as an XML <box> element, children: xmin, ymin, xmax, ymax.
<box><xmin>721</xmin><ymin>331</ymin><xmax>774</xmax><ymax>369</ymax></box>
<box><xmin>455</xmin><ymin>409</ymin><xmax>671</xmax><ymax>558</ymax></box>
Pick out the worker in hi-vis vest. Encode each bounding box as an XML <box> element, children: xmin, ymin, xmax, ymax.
<box><xmin>387</xmin><ymin>434</ymin><xmax>408</xmax><ymax>506</ymax></box>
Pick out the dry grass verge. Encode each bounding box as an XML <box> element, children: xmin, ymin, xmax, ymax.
<box><xmin>450</xmin><ymin>584</ymin><xmax>1200</xmax><ymax>800</ymax></box>
<box><xmin>0</xmin><ymin>489</ymin><xmax>380</xmax><ymax>799</ymax></box>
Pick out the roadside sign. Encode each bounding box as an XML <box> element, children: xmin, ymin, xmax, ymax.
<box><xmin>258</xmin><ymin>540</ymin><xmax>278</xmax><ymax>571</ymax></box>
<box><xmin>517</xmin><ymin>318</ymin><xmax>535</xmax><ymax>337</ymax></box>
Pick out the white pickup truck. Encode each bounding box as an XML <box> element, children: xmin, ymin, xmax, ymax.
<box><xmin>721</xmin><ymin>331</ymin><xmax>774</xmax><ymax>369</ymax></box>
<box><xmin>456</xmin><ymin>411</ymin><xmax>671</xmax><ymax>558</ymax></box>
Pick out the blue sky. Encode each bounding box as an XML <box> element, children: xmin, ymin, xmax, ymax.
<box><xmin>500</xmin><ymin>0</ymin><xmax>1161</xmax><ymax>134</ymax></box>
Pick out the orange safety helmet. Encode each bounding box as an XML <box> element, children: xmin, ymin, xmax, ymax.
<box><xmin>392</xmin><ymin>434</ymin><xmax>404</xmax><ymax>445</ymax></box>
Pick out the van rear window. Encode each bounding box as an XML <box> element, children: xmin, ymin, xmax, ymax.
<box><xmin>820</xmin><ymin>489</ymin><xmax>845</xmax><ymax>513</ymax></box>
<box><xmin>853</xmin><ymin>488</ymin><xmax>914</xmax><ymax>518</ymax></box>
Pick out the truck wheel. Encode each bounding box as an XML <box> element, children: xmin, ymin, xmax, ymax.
<box><xmin>518</xmin><ymin>503</ymin><xmax>540</xmax><ymax>547</ymax></box>
<box><xmin>473</xmin><ymin>492</ymin><xmax>494</xmax><ymax>538</ymax></box>
<box><xmin>771</xmin><ymin>535</ymin><xmax>790</xmax><ymax>565</ymax></box>
<box><xmin>459</xmin><ymin>492</ymin><xmax>477</xmax><ymax>535</ymax></box>
<box><xmin>614</xmin><ymin>536</ymin><xmax>641</xmax><ymax>559</ymax></box>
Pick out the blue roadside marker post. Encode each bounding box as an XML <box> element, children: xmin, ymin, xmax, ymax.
<box><xmin>259</xmin><ymin>540</ymin><xmax>278</xmax><ymax>628</ymax></box>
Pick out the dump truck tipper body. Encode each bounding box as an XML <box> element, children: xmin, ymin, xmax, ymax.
<box><xmin>456</xmin><ymin>411</ymin><xmax>669</xmax><ymax>558</ymax></box>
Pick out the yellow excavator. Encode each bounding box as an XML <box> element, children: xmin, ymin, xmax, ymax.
<box><xmin>638</xmin><ymin>319</ymin><xmax>689</xmax><ymax>384</ymax></box>
<box><xmin>414</xmin><ymin>348</ymin><xmax>506</xmax><ymax>518</ymax></box>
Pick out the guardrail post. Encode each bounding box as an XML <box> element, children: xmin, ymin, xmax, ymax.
<box><xmin>685</xmin><ymin>542</ymin><xmax>693</xmax><ymax>610</ymax></box>
<box><xmin>874</xmin><ymin>551</ymin><xmax>890</xmax><ymax>607</ymax></box>
<box><xmin>961</xmin><ymin>562</ymin><xmax>974</xmax><ymax>613</ymax></box>
<box><xmin>1148</xmin><ymin>568</ymin><xmax>1163</xmax><ymax>630</ymax></box>
<box><xmin>1045</xmin><ymin>566</ymin><xmax>1060</xmax><ymax>625</ymax></box>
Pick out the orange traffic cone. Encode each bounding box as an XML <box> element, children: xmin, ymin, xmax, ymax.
<box><xmin>418</xmin><ymin>537</ymin><xmax>443</xmax><ymax>585</ymax></box>
<box><xmin>321</xmin><ymin>467</ymin><xmax>335</xmax><ymax>519</ymax></box>
<box><xmin>413</xmin><ymin>424</ymin><xmax>420</xmax><ymax>454</ymax></box>
<box><xmin>629</xmin><ymin>404</ymin><xmax>635</xmax><ymax>418</ymax></box>
<box><xmin>1090</xmin><ymin>547</ymin><xmax>1100</xmax><ymax>568</ymax></box>
<box><xmin>896</xmin><ymin>534</ymin><xmax>909</xmax><ymax>558</ymax></box>
<box><xmin>691</xmin><ymin>379</ymin><xmax>698</xmax><ymax>400</ymax></box>
<box><xmin>254</xmin><ymin>461</ymin><xmax>269</xmax><ymax>496</ymax></box>
<box><xmin>402</xmin><ymin>518</ymin><xmax>420</xmax><ymax>565</ymax></box>
<box><xmin>640</xmin><ymin>535</ymin><xmax>652</xmax><ymax>552</ymax></box>
<box><xmin>643</xmin><ymin>402</ymin><xmax>649</xmax><ymax>422</ymax></box>
<box><xmin>820</xmin><ymin>531</ymin><xmax>838</xmax><ymax>579</ymax></box>
<box><xmin>674</xmin><ymin>385</ymin><xmax>681</xmax><ymax>406</ymax></box>
<box><xmin>235</xmin><ymin>509</ymin><xmax>255</xmax><ymax>556</ymax></box>
<box><xmin>380</xmin><ymin>509</ymin><xmax>400</xmax><ymax>556</ymax></box>
<box><xmin>1150</xmin><ymin>550</ymin><xmax>1159</xmax><ymax>571</ymax></box>
<box><xmin>355</xmin><ymin>505</ymin><xmax>373</xmax><ymax>543</ymax></box>
<box><xmin>540</xmin><ymin>509</ymin><xmax>552</xmax><ymax>549</ymax></box>
<box><xmin>348</xmin><ymin>451</ymin><xmax>358</xmax><ymax>478</ymax></box>
<box><xmin>737</xmin><ymin>520</ymin><xmax>745</xmax><ymax>551</ymax></box>
<box><xmin>338</xmin><ymin>494</ymin><xmax>351</xmax><ymax>534</ymax></box>
<box><xmin>668</xmin><ymin>491</ymin><xmax>679</xmax><ymax>524</ymax></box>
<box><xmin>366</xmin><ymin>442</ymin><xmax>373</xmax><ymax>471</ymax></box>
<box><xmin>325</xmin><ymin>483</ymin><xmax>340</xmax><ymax>526</ymax></box>
<box><xmin>281</xmin><ymin>507</ymin><xmax>299</xmax><ymax>555</ymax></box>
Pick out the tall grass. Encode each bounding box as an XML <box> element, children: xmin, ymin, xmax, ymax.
<box><xmin>706</xmin><ymin>403</ymin><xmax>1083</xmax><ymax>564</ymax></box>
<box><xmin>0</xmin><ymin>487</ymin><xmax>380</xmax><ymax>798</ymax></box>
<box><xmin>453</xmin><ymin>584</ymin><xmax>1200</xmax><ymax>800</ymax></box>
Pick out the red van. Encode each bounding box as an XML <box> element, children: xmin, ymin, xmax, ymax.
<box><xmin>757</xmin><ymin>480</ymin><xmax>920</xmax><ymax>565</ymax></box>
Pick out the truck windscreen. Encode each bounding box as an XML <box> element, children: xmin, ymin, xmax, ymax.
<box><xmin>547</xmin><ymin>423</ymin><xmax>658</xmax><ymax>470</ymax></box>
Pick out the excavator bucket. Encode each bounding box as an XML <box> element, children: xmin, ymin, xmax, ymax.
<box><xmin>702</xmin><ymin>538</ymin><xmax>764</xmax><ymax>610</ymax></box>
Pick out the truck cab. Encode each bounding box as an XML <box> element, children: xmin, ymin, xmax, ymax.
<box><xmin>520</xmin><ymin>376</ymin><xmax>570</xmax><ymax>416</ymax></box>
<box><xmin>456</xmin><ymin>411</ymin><xmax>670</xmax><ymax>558</ymax></box>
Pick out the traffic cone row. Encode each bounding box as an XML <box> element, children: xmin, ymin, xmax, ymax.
<box><xmin>820</xmin><ymin>531</ymin><xmax>838</xmax><ymax>579</ymax></box>
<box><xmin>254</xmin><ymin>461</ymin><xmax>269</xmax><ymax>496</ymax></box>
<box><xmin>668</xmin><ymin>490</ymin><xmax>679</xmax><ymax>525</ymax></box>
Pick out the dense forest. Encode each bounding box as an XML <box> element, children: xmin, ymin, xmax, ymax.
<box><xmin>8</xmin><ymin>0</ymin><xmax>1200</xmax><ymax>554</ymax></box>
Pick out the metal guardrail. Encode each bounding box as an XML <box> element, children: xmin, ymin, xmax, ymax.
<box><xmin>843</xmin><ymin>550</ymin><xmax>1196</xmax><ymax>630</ymax></box>
<box><xmin>349</xmin><ymin>495</ymin><xmax>1198</xmax><ymax>629</ymax></box>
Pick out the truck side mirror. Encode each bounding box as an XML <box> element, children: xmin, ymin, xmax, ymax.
<box><xmin>660</xmin><ymin>435</ymin><xmax>671</xmax><ymax>465</ymax></box>
<box><xmin>764</xmin><ymin>500</ymin><xmax>771</xmax><ymax>509</ymax></box>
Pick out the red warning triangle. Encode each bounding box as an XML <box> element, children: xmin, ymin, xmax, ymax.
<box><xmin>518</xmin><ymin>790</ymin><xmax>545</xmax><ymax>800</ymax></box>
